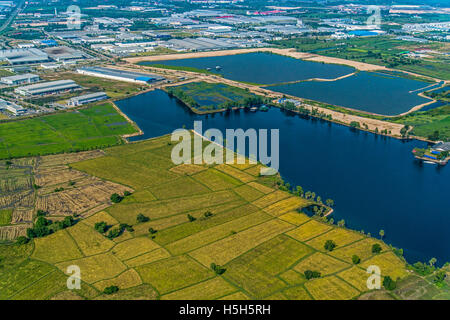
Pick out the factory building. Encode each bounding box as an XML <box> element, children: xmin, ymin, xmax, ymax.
<box><xmin>0</xmin><ymin>73</ymin><xmax>40</xmax><ymax>85</ymax></box>
<box><xmin>68</xmin><ymin>92</ymin><xmax>109</xmax><ymax>107</ymax></box>
<box><xmin>0</xmin><ymin>99</ymin><xmax>27</xmax><ymax>116</ymax></box>
<box><xmin>0</xmin><ymin>48</ymin><xmax>49</xmax><ymax>65</ymax></box>
<box><xmin>15</xmin><ymin>80</ymin><xmax>80</xmax><ymax>96</ymax></box>
<box><xmin>77</xmin><ymin>67</ymin><xmax>164</xmax><ymax>84</ymax></box>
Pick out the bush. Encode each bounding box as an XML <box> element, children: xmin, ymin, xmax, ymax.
<box><xmin>383</xmin><ymin>276</ymin><xmax>396</xmax><ymax>291</ymax></box>
<box><xmin>103</xmin><ymin>286</ymin><xmax>119</xmax><ymax>295</ymax></box>
<box><xmin>324</xmin><ymin>240</ymin><xmax>336</xmax><ymax>252</ymax></box>
<box><xmin>204</xmin><ymin>211</ymin><xmax>213</xmax><ymax>218</ymax></box>
<box><xmin>94</xmin><ymin>221</ymin><xmax>108</xmax><ymax>233</ymax></box>
<box><xmin>110</xmin><ymin>193</ymin><xmax>123</xmax><ymax>203</ymax></box>
<box><xmin>352</xmin><ymin>255</ymin><xmax>361</xmax><ymax>264</ymax></box>
<box><xmin>36</xmin><ymin>210</ymin><xmax>47</xmax><ymax>217</ymax></box>
<box><xmin>137</xmin><ymin>213</ymin><xmax>150</xmax><ymax>223</ymax></box>
<box><xmin>187</xmin><ymin>214</ymin><xmax>196</xmax><ymax>222</ymax></box>
<box><xmin>148</xmin><ymin>227</ymin><xmax>157</xmax><ymax>234</ymax></box>
<box><xmin>16</xmin><ymin>236</ymin><xmax>29</xmax><ymax>245</ymax></box>
<box><xmin>372</xmin><ymin>243</ymin><xmax>382</xmax><ymax>254</ymax></box>
<box><xmin>304</xmin><ymin>270</ymin><xmax>321</xmax><ymax>280</ymax></box>
<box><xmin>210</xmin><ymin>263</ymin><xmax>226</xmax><ymax>275</ymax></box>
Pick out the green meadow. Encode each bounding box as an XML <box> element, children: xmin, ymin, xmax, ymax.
<box><xmin>0</xmin><ymin>103</ymin><xmax>138</xmax><ymax>159</ymax></box>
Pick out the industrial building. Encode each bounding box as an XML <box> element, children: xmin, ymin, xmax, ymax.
<box><xmin>0</xmin><ymin>99</ymin><xmax>27</xmax><ymax>116</ymax></box>
<box><xmin>68</xmin><ymin>92</ymin><xmax>108</xmax><ymax>107</ymax></box>
<box><xmin>77</xmin><ymin>67</ymin><xmax>164</xmax><ymax>84</ymax></box>
<box><xmin>0</xmin><ymin>73</ymin><xmax>40</xmax><ymax>85</ymax></box>
<box><xmin>15</xmin><ymin>80</ymin><xmax>80</xmax><ymax>96</ymax></box>
<box><xmin>0</xmin><ymin>48</ymin><xmax>49</xmax><ymax>65</ymax></box>
<box><xmin>44</xmin><ymin>46</ymin><xmax>88</xmax><ymax>62</ymax></box>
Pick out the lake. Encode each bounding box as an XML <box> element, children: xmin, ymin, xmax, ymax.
<box><xmin>116</xmin><ymin>89</ymin><xmax>450</xmax><ymax>266</ymax></box>
<box><xmin>140</xmin><ymin>52</ymin><xmax>355</xmax><ymax>84</ymax></box>
<box><xmin>269</xmin><ymin>71</ymin><xmax>431</xmax><ymax>115</ymax></box>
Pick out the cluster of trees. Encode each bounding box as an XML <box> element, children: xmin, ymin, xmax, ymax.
<box><xmin>110</xmin><ymin>191</ymin><xmax>132</xmax><ymax>204</ymax></box>
<box><xmin>304</xmin><ymin>270</ymin><xmax>321</xmax><ymax>280</ymax></box>
<box><xmin>103</xmin><ymin>286</ymin><xmax>119</xmax><ymax>295</ymax></box>
<box><xmin>137</xmin><ymin>213</ymin><xmax>150</xmax><ymax>223</ymax></box>
<box><xmin>279</xmin><ymin>102</ymin><xmax>332</xmax><ymax>121</ymax></box>
<box><xmin>26</xmin><ymin>211</ymin><xmax>76</xmax><ymax>240</ymax></box>
<box><xmin>324</xmin><ymin>240</ymin><xmax>336</xmax><ymax>252</ymax></box>
<box><xmin>94</xmin><ymin>220</ymin><xmax>133</xmax><ymax>239</ymax></box>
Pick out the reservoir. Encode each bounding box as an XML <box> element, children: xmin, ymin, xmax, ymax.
<box><xmin>140</xmin><ymin>52</ymin><xmax>355</xmax><ymax>84</ymax></box>
<box><xmin>116</xmin><ymin>90</ymin><xmax>450</xmax><ymax>266</ymax></box>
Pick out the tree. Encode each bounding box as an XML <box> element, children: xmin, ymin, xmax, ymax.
<box><xmin>337</xmin><ymin>219</ymin><xmax>345</xmax><ymax>227</ymax></box>
<box><xmin>123</xmin><ymin>191</ymin><xmax>132</xmax><ymax>197</ymax></box>
<box><xmin>187</xmin><ymin>214</ymin><xmax>196</xmax><ymax>222</ymax></box>
<box><xmin>429</xmin><ymin>258</ymin><xmax>437</xmax><ymax>267</ymax></box>
<box><xmin>110</xmin><ymin>193</ymin><xmax>123</xmax><ymax>203</ymax></box>
<box><xmin>304</xmin><ymin>270</ymin><xmax>321</xmax><ymax>280</ymax></box>
<box><xmin>372</xmin><ymin>243</ymin><xmax>382</xmax><ymax>254</ymax></box>
<box><xmin>383</xmin><ymin>276</ymin><xmax>396</xmax><ymax>290</ymax></box>
<box><xmin>137</xmin><ymin>213</ymin><xmax>150</xmax><ymax>223</ymax></box>
<box><xmin>148</xmin><ymin>227</ymin><xmax>157</xmax><ymax>235</ymax></box>
<box><xmin>94</xmin><ymin>221</ymin><xmax>108</xmax><ymax>233</ymax></box>
<box><xmin>204</xmin><ymin>211</ymin><xmax>213</xmax><ymax>218</ymax></box>
<box><xmin>103</xmin><ymin>286</ymin><xmax>119</xmax><ymax>295</ymax></box>
<box><xmin>210</xmin><ymin>263</ymin><xmax>226</xmax><ymax>275</ymax></box>
<box><xmin>352</xmin><ymin>255</ymin><xmax>361</xmax><ymax>264</ymax></box>
<box><xmin>379</xmin><ymin>229</ymin><xmax>385</xmax><ymax>239</ymax></box>
<box><xmin>326</xmin><ymin>199</ymin><xmax>334</xmax><ymax>207</ymax></box>
<box><xmin>324</xmin><ymin>240</ymin><xmax>336</xmax><ymax>252</ymax></box>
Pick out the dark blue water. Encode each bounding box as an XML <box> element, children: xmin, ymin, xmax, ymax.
<box><xmin>116</xmin><ymin>90</ymin><xmax>450</xmax><ymax>266</ymax></box>
<box><xmin>140</xmin><ymin>52</ymin><xmax>355</xmax><ymax>84</ymax></box>
<box><xmin>270</xmin><ymin>71</ymin><xmax>431</xmax><ymax>115</ymax></box>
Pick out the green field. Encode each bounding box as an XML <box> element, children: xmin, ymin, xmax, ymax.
<box><xmin>165</xmin><ymin>82</ymin><xmax>263</xmax><ymax>113</ymax></box>
<box><xmin>0</xmin><ymin>103</ymin><xmax>138</xmax><ymax>159</ymax></box>
<box><xmin>0</xmin><ymin>134</ymin><xmax>426</xmax><ymax>300</ymax></box>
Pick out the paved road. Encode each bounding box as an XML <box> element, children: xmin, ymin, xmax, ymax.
<box><xmin>0</xmin><ymin>0</ymin><xmax>25</xmax><ymax>33</ymax></box>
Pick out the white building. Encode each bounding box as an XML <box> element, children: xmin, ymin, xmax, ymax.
<box><xmin>0</xmin><ymin>99</ymin><xmax>27</xmax><ymax>115</ymax></box>
<box><xmin>0</xmin><ymin>73</ymin><xmax>40</xmax><ymax>85</ymax></box>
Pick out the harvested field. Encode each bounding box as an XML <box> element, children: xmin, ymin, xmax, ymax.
<box><xmin>0</xmin><ymin>190</ymin><xmax>34</xmax><ymax>209</ymax></box>
<box><xmin>11</xmin><ymin>207</ymin><xmax>34</xmax><ymax>224</ymax></box>
<box><xmin>34</xmin><ymin>167</ymin><xmax>88</xmax><ymax>187</ymax></box>
<box><xmin>37</xmin><ymin>150</ymin><xmax>105</xmax><ymax>167</ymax></box>
<box><xmin>36</xmin><ymin>179</ymin><xmax>132</xmax><ymax>216</ymax></box>
<box><xmin>0</xmin><ymin>224</ymin><xmax>31</xmax><ymax>240</ymax></box>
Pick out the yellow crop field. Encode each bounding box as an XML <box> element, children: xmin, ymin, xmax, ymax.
<box><xmin>263</xmin><ymin>197</ymin><xmax>310</xmax><ymax>217</ymax></box>
<box><xmin>124</xmin><ymin>190</ymin><xmax>156</xmax><ymax>203</ymax></box>
<box><xmin>136</xmin><ymin>255</ymin><xmax>214</xmax><ymax>294</ymax></box>
<box><xmin>293</xmin><ymin>252</ymin><xmax>350</xmax><ymax>276</ymax></box>
<box><xmin>166</xmin><ymin>211</ymin><xmax>272</xmax><ymax>255</ymax></box>
<box><xmin>252</xmin><ymin>190</ymin><xmax>290</xmax><ymax>208</ymax></box>
<box><xmin>232</xmin><ymin>184</ymin><xmax>264</xmax><ymax>202</ymax></box>
<box><xmin>215</xmin><ymin>164</ymin><xmax>256</xmax><ymax>183</ymax></box>
<box><xmin>67</xmin><ymin>222</ymin><xmax>115</xmax><ymax>256</ymax></box>
<box><xmin>306</xmin><ymin>228</ymin><xmax>364</xmax><ymax>251</ymax></box>
<box><xmin>243</xmin><ymin>164</ymin><xmax>265</xmax><ymax>176</ymax></box>
<box><xmin>56</xmin><ymin>253</ymin><xmax>127</xmax><ymax>284</ymax></box>
<box><xmin>111</xmin><ymin>237</ymin><xmax>160</xmax><ymax>261</ymax></box>
<box><xmin>223</xmin><ymin>235</ymin><xmax>313</xmax><ymax>298</ymax></box>
<box><xmin>124</xmin><ymin>248</ymin><xmax>172</xmax><ymax>268</ymax></box>
<box><xmin>132</xmin><ymin>214</ymin><xmax>188</xmax><ymax>236</ymax></box>
<box><xmin>191</xmin><ymin>168</ymin><xmax>242</xmax><ymax>191</ymax></box>
<box><xmin>337</xmin><ymin>266</ymin><xmax>370</xmax><ymax>292</ymax></box>
<box><xmin>32</xmin><ymin>230</ymin><xmax>83</xmax><ymax>264</ymax></box>
<box><xmin>361</xmin><ymin>252</ymin><xmax>409</xmax><ymax>280</ymax></box>
<box><xmin>279</xmin><ymin>270</ymin><xmax>306</xmax><ymax>285</ymax></box>
<box><xmin>330</xmin><ymin>238</ymin><xmax>388</xmax><ymax>263</ymax></box>
<box><xmin>82</xmin><ymin>211</ymin><xmax>119</xmax><ymax>228</ymax></box>
<box><xmin>282</xmin><ymin>286</ymin><xmax>312</xmax><ymax>300</ymax></box>
<box><xmin>11</xmin><ymin>270</ymin><xmax>68</xmax><ymax>300</ymax></box>
<box><xmin>279</xmin><ymin>212</ymin><xmax>310</xmax><ymax>226</ymax></box>
<box><xmin>305</xmin><ymin>276</ymin><xmax>360</xmax><ymax>300</ymax></box>
<box><xmin>161</xmin><ymin>277</ymin><xmax>237</xmax><ymax>300</ymax></box>
<box><xmin>93</xmin><ymin>269</ymin><xmax>142</xmax><ymax>291</ymax></box>
<box><xmin>219</xmin><ymin>292</ymin><xmax>251</xmax><ymax>300</ymax></box>
<box><xmin>189</xmin><ymin>219</ymin><xmax>295</xmax><ymax>267</ymax></box>
<box><xmin>287</xmin><ymin>220</ymin><xmax>333</xmax><ymax>242</ymax></box>
<box><xmin>148</xmin><ymin>176</ymin><xmax>210</xmax><ymax>200</ymax></box>
<box><xmin>169</xmin><ymin>164</ymin><xmax>207</xmax><ymax>175</ymax></box>
<box><xmin>247</xmin><ymin>181</ymin><xmax>274</xmax><ymax>194</ymax></box>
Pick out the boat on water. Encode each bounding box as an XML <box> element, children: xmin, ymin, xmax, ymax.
<box><xmin>424</xmin><ymin>161</ymin><xmax>437</xmax><ymax>165</ymax></box>
<box><xmin>250</xmin><ymin>107</ymin><xmax>258</xmax><ymax>112</ymax></box>
<box><xmin>215</xmin><ymin>66</ymin><xmax>222</xmax><ymax>70</ymax></box>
